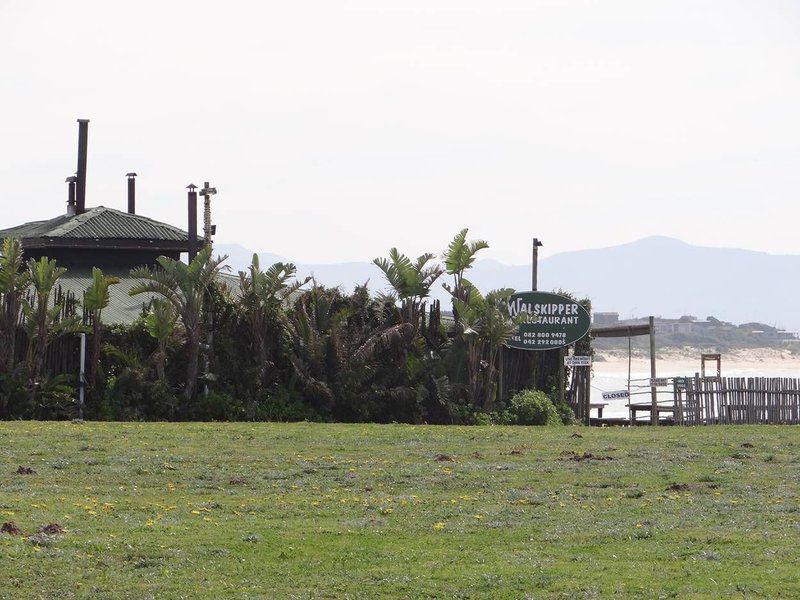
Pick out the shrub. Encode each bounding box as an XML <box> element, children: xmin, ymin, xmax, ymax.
<box><xmin>472</xmin><ymin>411</ymin><xmax>493</xmax><ymax>426</ymax></box>
<box><xmin>193</xmin><ymin>391</ymin><xmax>246</xmax><ymax>421</ymax></box>
<box><xmin>105</xmin><ymin>374</ymin><xmax>179</xmax><ymax>421</ymax></box>
<box><xmin>256</xmin><ymin>386</ymin><xmax>322</xmax><ymax>422</ymax></box>
<box><xmin>0</xmin><ymin>373</ymin><xmax>77</xmax><ymax>420</ymax></box>
<box><xmin>549</xmin><ymin>387</ymin><xmax>577</xmax><ymax>425</ymax></box>
<box><xmin>503</xmin><ymin>389</ymin><xmax>562</xmax><ymax>426</ymax></box>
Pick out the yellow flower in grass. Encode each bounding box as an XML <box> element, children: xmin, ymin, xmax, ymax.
<box><xmin>433</xmin><ymin>522</ymin><xmax>446</xmax><ymax>531</ymax></box>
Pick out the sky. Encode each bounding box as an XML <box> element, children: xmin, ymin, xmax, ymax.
<box><xmin>1</xmin><ymin>0</ymin><xmax>799</xmax><ymax>264</ymax></box>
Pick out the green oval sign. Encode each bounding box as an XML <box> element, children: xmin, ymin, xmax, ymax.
<box><xmin>506</xmin><ymin>291</ymin><xmax>591</xmax><ymax>351</ymax></box>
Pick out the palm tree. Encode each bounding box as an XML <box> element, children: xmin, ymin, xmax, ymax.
<box><xmin>286</xmin><ymin>284</ymin><xmax>416</xmax><ymax>420</ymax></box>
<box><xmin>441</xmin><ymin>228</ymin><xmax>488</xmax><ymax>322</ymax></box>
<box><xmin>83</xmin><ymin>267</ymin><xmax>120</xmax><ymax>399</ymax></box>
<box><xmin>453</xmin><ymin>286</ymin><xmax>520</xmax><ymax>409</ymax></box>
<box><xmin>21</xmin><ymin>257</ymin><xmax>80</xmax><ymax>386</ymax></box>
<box><xmin>145</xmin><ymin>298</ymin><xmax>176</xmax><ymax>384</ymax></box>
<box><xmin>0</xmin><ymin>238</ymin><xmax>28</xmax><ymax>373</ymax></box>
<box><xmin>238</xmin><ymin>254</ymin><xmax>309</xmax><ymax>387</ymax></box>
<box><xmin>130</xmin><ymin>246</ymin><xmax>227</xmax><ymax>402</ymax></box>
<box><xmin>373</xmin><ymin>248</ymin><xmax>442</xmax><ymax>328</ymax></box>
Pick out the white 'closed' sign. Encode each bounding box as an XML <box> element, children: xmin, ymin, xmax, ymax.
<box><xmin>602</xmin><ymin>390</ymin><xmax>630</xmax><ymax>401</ymax></box>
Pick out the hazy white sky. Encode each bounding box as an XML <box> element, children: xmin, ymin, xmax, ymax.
<box><xmin>2</xmin><ymin>0</ymin><xmax>799</xmax><ymax>264</ymax></box>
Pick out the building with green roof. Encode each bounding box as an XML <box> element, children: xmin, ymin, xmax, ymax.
<box><xmin>0</xmin><ymin>205</ymin><xmax>192</xmax><ymax>270</ymax></box>
<box><xmin>0</xmin><ymin>120</ymin><xmax>211</xmax><ymax>325</ymax></box>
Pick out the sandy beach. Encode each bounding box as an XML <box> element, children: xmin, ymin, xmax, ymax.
<box><xmin>591</xmin><ymin>347</ymin><xmax>800</xmax><ymax>418</ymax></box>
<box><xmin>594</xmin><ymin>346</ymin><xmax>800</xmax><ymax>375</ymax></box>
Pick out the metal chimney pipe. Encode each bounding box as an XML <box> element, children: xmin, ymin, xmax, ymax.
<box><xmin>75</xmin><ymin>119</ymin><xmax>89</xmax><ymax>214</ymax></box>
<box><xmin>187</xmin><ymin>184</ymin><xmax>198</xmax><ymax>262</ymax></box>
<box><xmin>66</xmin><ymin>175</ymin><xmax>77</xmax><ymax>216</ymax></box>
<box><xmin>126</xmin><ymin>172</ymin><xmax>137</xmax><ymax>214</ymax></box>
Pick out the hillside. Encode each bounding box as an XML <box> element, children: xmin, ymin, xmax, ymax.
<box><xmin>216</xmin><ymin>236</ymin><xmax>800</xmax><ymax>332</ymax></box>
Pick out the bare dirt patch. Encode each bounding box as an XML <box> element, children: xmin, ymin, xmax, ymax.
<box><xmin>434</xmin><ymin>454</ymin><xmax>455</xmax><ymax>462</ymax></box>
<box><xmin>37</xmin><ymin>523</ymin><xmax>65</xmax><ymax>535</ymax></box>
<box><xmin>566</xmin><ymin>452</ymin><xmax>613</xmax><ymax>462</ymax></box>
<box><xmin>666</xmin><ymin>483</ymin><xmax>691</xmax><ymax>492</ymax></box>
<box><xmin>1</xmin><ymin>522</ymin><xmax>23</xmax><ymax>536</ymax></box>
<box><xmin>665</xmin><ymin>482</ymin><xmax>719</xmax><ymax>493</ymax></box>
<box><xmin>16</xmin><ymin>466</ymin><xmax>35</xmax><ymax>475</ymax></box>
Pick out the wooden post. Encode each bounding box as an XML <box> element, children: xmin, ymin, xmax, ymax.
<box><xmin>498</xmin><ymin>345</ymin><xmax>504</xmax><ymax>406</ymax></box>
<box><xmin>584</xmin><ymin>364</ymin><xmax>591</xmax><ymax>425</ymax></box>
<box><xmin>627</xmin><ymin>331</ymin><xmax>632</xmax><ymax>425</ymax></box>
<box><xmin>649</xmin><ymin>316</ymin><xmax>658</xmax><ymax>425</ymax></box>
<box><xmin>558</xmin><ymin>346</ymin><xmax>566</xmax><ymax>413</ymax></box>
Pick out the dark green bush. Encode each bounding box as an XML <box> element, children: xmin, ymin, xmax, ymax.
<box><xmin>255</xmin><ymin>386</ymin><xmax>322</xmax><ymax>422</ymax></box>
<box><xmin>0</xmin><ymin>373</ymin><xmax>77</xmax><ymax>420</ymax></box>
<box><xmin>503</xmin><ymin>389</ymin><xmax>562</xmax><ymax>426</ymax></box>
<box><xmin>549</xmin><ymin>387</ymin><xmax>577</xmax><ymax>425</ymax></box>
<box><xmin>193</xmin><ymin>391</ymin><xmax>246</xmax><ymax>421</ymax></box>
<box><xmin>105</xmin><ymin>373</ymin><xmax>179</xmax><ymax>421</ymax></box>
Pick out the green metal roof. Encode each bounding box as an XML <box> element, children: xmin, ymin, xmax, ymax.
<box><xmin>59</xmin><ymin>269</ymin><xmax>154</xmax><ymax>325</ymax></box>
<box><xmin>57</xmin><ymin>269</ymin><xmax>242</xmax><ymax>326</ymax></box>
<box><xmin>0</xmin><ymin>206</ymin><xmax>189</xmax><ymax>244</ymax></box>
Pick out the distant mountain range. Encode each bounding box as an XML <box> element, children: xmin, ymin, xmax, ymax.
<box><xmin>216</xmin><ymin>236</ymin><xmax>800</xmax><ymax>332</ymax></box>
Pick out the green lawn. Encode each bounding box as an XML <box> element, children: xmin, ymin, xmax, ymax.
<box><xmin>0</xmin><ymin>422</ymin><xmax>798</xmax><ymax>599</ymax></box>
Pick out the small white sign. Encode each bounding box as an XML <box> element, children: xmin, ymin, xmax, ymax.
<box><xmin>602</xmin><ymin>390</ymin><xmax>630</xmax><ymax>401</ymax></box>
<box><xmin>650</xmin><ymin>377</ymin><xmax>668</xmax><ymax>387</ymax></box>
<box><xmin>564</xmin><ymin>355</ymin><xmax>592</xmax><ymax>367</ymax></box>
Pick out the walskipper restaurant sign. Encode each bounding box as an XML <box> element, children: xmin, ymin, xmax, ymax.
<box><xmin>506</xmin><ymin>291</ymin><xmax>591</xmax><ymax>351</ymax></box>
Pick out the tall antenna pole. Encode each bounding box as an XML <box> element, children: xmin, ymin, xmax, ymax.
<box><xmin>198</xmin><ymin>182</ymin><xmax>218</xmax><ymax>400</ymax></box>
<box><xmin>200</xmin><ymin>182</ymin><xmax>217</xmax><ymax>245</ymax></box>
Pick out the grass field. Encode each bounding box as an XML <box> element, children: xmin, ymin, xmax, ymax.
<box><xmin>1</xmin><ymin>422</ymin><xmax>799</xmax><ymax>599</ymax></box>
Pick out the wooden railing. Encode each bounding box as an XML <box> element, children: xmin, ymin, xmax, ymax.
<box><xmin>677</xmin><ymin>376</ymin><xmax>800</xmax><ymax>425</ymax></box>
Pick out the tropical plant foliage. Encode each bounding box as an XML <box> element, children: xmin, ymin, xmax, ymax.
<box><xmin>372</xmin><ymin>249</ymin><xmax>443</xmax><ymax>327</ymax></box>
<box><xmin>0</xmin><ymin>238</ymin><xmax>27</xmax><ymax>373</ymax></box>
<box><xmin>130</xmin><ymin>246</ymin><xmax>227</xmax><ymax>402</ymax></box>
<box><xmin>0</xmin><ymin>229</ymin><xmax>590</xmax><ymax>423</ymax></box>
<box><xmin>442</xmin><ymin>227</ymin><xmax>489</xmax><ymax>323</ymax></box>
<box><xmin>83</xmin><ymin>267</ymin><xmax>120</xmax><ymax>414</ymax></box>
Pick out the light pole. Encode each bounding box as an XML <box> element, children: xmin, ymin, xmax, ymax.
<box><xmin>532</xmin><ymin>238</ymin><xmax>543</xmax><ymax>291</ymax></box>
